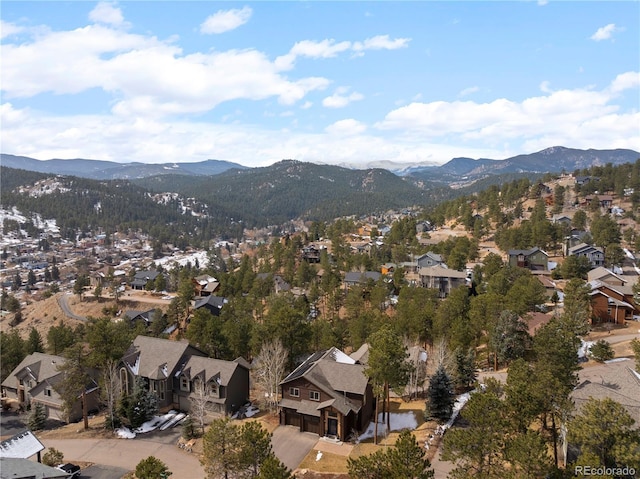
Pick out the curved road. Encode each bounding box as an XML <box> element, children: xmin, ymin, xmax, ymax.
<box><xmin>42</xmin><ymin>437</ymin><xmax>203</xmax><ymax>479</ymax></box>
<box><xmin>57</xmin><ymin>293</ymin><xmax>87</xmax><ymax>321</ymax></box>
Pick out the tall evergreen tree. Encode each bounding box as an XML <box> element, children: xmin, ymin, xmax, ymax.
<box><xmin>26</xmin><ymin>327</ymin><xmax>44</xmax><ymax>354</ymax></box>
<box><xmin>426</xmin><ymin>364</ymin><xmax>455</xmax><ymax>422</ymax></box>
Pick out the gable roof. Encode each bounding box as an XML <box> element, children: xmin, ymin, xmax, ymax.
<box><xmin>0</xmin><ymin>430</ymin><xmax>45</xmax><ymax>459</ymax></box>
<box><xmin>418</xmin><ymin>265</ymin><xmax>467</xmax><ymax>279</ymax></box>
<box><xmin>572</xmin><ymin>361</ymin><xmax>640</xmax><ymax>424</ymax></box>
<box><xmin>121</xmin><ymin>336</ymin><xmax>197</xmax><ymax>380</ymax></box>
<box><xmin>568</xmin><ymin>243</ymin><xmax>603</xmax><ymax>255</ymax></box>
<box><xmin>344</xmin><ymin>271</ymin><xmax>381</xmax><ymax>284</ymax></box>
<box><xmin>507</xmin><ymin>247</ymin><xmax>548</xmax><ymax>257</ymax></box>
<box><xmin>587</xmin><ymin>267</ymin><xmax>626</xmax><ymax>285</ymax></box>
<box><xmin>1</xmin><ymin>352</ymin><xmax>65</xmax><ymax>391</ymax></box>
<box><xmin>0</xmin><ymin>457</ymin><xmax>70</xmax><ymax>478</ymax></box>
<box><xmin>179</xmin><ymin>355</ymin><xmax>246</xmax><ymax>386</ymax></box>
<box><xmin>193</xmin><ymin>295</ymin><xmax>227</xmax><ymax>310</ymax></box>
<box><xmin>281</xmin><ymin>347</ymin><xmax>369</xmax><ymax>414</ymax></box>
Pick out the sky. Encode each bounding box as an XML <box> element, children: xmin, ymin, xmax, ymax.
<box><xmin>1</xmin><ymin>1</ymin><xmax>639</xmax><ymax>168</ymax></box>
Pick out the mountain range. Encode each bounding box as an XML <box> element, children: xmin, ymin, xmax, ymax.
<box><xmin>2</xmin><ymin>147</ymin><xmax>638</xmax><ymax>183</ymax></box>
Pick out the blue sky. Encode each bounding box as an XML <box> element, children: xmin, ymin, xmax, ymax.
<box><xmin>1</xmin><ymin>1</ymin><xmax>638</xmax><ymax>168</ymax></box>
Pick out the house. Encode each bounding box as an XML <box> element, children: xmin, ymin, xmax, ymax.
<box><xmin>119</xmin><ymin>336</ymin><xmax>249</xmax><ymax>415</ymax></box>
<box><xmin>1</xmin><ymin>353</ymin><xmax>99</xmax><ymax>422</ymax></box>
<box><xmin>130</xmin><ymin>270</ymin><xmax>161</xmax><ymax>290</ymax></box>
<box><xmin>416</xmin><ymin>252</ymin><xmax>444</xmax><ymax>268</ymax></box>
<box><xmin>418</xmin><ymin>266</ymin><xmax>468</xmax><ymax>298</ymax></box>
<box><xmin>568</xmin><ymin>243</ymin><xmax>605</xmax><ymax>268</ymax></box>
<box><xmin>551</xmin><ymin>214</ymin><xmax>572</xmax><ymax>227</ymax></box>
<box><xmin>125</xmin><ymin>308</ymin><xmax>162</xmax><ymax>328</ymax></box>
<box><xmin>572</xmin><ymin>361</ymin><xmax>640</xmax><ymax>425</ymax></box>
<box><xmin>279</xmin><ymin>347</ymin><xmax>374</xmax><ymax>440</ymax></box>
<box><xmin>587</xmin><ymin>267</ymin><xmax>627</xmax><ymax>287</ymax></box>
<box><xmin>256</xmin><ymin>273</ymin><xmax>291</xmax><ymax>294</ymax></box>
<box><xmin>192</xmin><ymin>295</ymin><xmax>228</xmax><ymax>316</ymax></box>
<box><xmin>508</xmin><ymin>247</ymin><xmax>548</xmax><ymax>271</ymax></box>
<box><xmin>192</xmin><ymin>275</ymin><xmax>219</xmax><ymax>297</ymax></box>
<box><xmin>524</xmin><ymin>312</ymin><xmax>554</xmax><ymax>337</ymax></box>
<box><xmin>343</xmin><ymin>271</ymin><xmax>381</xmax><ymax>289</ymax></box>
<box><xmin>301</xmin><ymin>245</ymin><xmax>322</xmax><ymax>263</ymax></box>
<box><xmin>0</xmin><ymin>457</ymin><xmax>70</xmax><ymax>478</ymax></box>
<box><xmin>583</xmin><ymin>194</ymin><xmax>614</xmax><ymax>210</ymax></box>
<box><xmin>588</xmin><ymin>280</ymin><xmax>637</xmax><ymax>324</ymax></box>
<box><xmin>574</xmin><ymin>175</ymin><xmax>596</xmax><ymax>186</ymax></box>
<box><xmin>380</xmin><ymin>263</ymin><xmax>396</xmax><ymax>275</ymax></box>
<box><xmin>0</xmin><ymin>430</ymin><xmax>45</xmax><ymax>461</ymax></box>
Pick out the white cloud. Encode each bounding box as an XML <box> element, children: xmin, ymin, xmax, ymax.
<box><xmin>325</xmin><ymin>119</ymin><xmax>367</xmax><ymax>136</ymax></box>
<box><xmin>301</xmin><ymin>101</ymin><xmax>313</xmax><ymax>109</ymax></box>
<box><xmin>275</xmin><ymin>35</ymin><xmax>410</xmax><ymax>69</ymax></box>
<box><xmin>322</xmin><ymin>87</ymin><xmax>364</xmax><ymax>108</ymax></box>
<box><xmin>458</xmin><ymin>86</ymin><xmax>479</xmax><ymax>97</ymax></box>
<box><xmin>352</xmin><ymin>34</ymin><xmax>410</xmax><ymax>52</ymax></box>
<box><xmin>0</xmin><ymin>24</ymin><xmax>329</xmax><ymax>114</ymax></box>
<box><xmin>590</xmin><ymin>23</ymin><xmax>621</xmax><ymax>41</ymax></box>
<box><xmin>537</xmin><ymin>0</ymin><xmax>548</xmax><ymax>6</ymax></box>
<box><xmin>0</xmin><ymin>20</ymin><xmax>24</xmax><ymax>39</ymax></box>
<box><xmin>375</xmin><ymin>74</ymin><xmax>639</xmax><ymax>152</ymax></box>
<box><xmin>89</xmin><ymin>2</ymin><xmax>127</xmax><ymax>27</ymax></box>
<box><xmin>539</xmin><ymin>81</ymin><xmax>552</xmax><ymax>93</ymax></box>
<box><xmin>200</xmin><ymin>6</ymin><xmax>252</xmax><ymax>34</ymax></box>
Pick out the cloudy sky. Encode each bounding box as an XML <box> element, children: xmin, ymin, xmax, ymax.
<box><xmin>1</xmin><ymin>1</ymin><xmax>638</xmax><ymax>168</ymax></box>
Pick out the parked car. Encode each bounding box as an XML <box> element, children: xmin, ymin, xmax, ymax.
<box><xmin>58</xmin><ymin>463</ymin><xmax>81</xmax><ymax>478</ymax></box>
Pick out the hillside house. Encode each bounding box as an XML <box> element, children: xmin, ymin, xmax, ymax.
<box><xmin>418</xmin><ymin>266</ymin><xmax>468</xmax><ymax>298</ymax></box>
<box><xmin>508</xmin><ymin>247</ymin><xmax>549</xmax><ymax>271</ymax></box>
<box><xmin>279</xmin><ymin>347</ymin><xmax>374</xmax><ymax>440</ymax></box>
<box><xmin>119</xmin><ymin>336</ymin><xmax>249</xmax><ymax>414</ymax></box>
<box><xmin>343</xmin><ymin>271</ymin><xmax>381</xmax><ymax>290</ymax></box>
<box><xmin>588</xmin><ymin>280</ymin><xmax>637</xmax><ymax>324</ymax></box>
<box><xmin>192</xmin><ymin>274</ymin><xmax>219</xmax><ymax>297</ymax></box>
<box><xmin>193</xmin><ymin>295</ymin><xmax>228</xmax><ymax>316</ymax></box>
<box><xmin>416</xmin><ymin>252</ymin><xmax>444</xmax><ymax>268</ymax></box>
<box><xmin>587</xmin><ymin>267</ymin><xmax>627</xmax><ymax>287</ymax></box>
<box><xmin>125</xmin><ymin>308</ymin><xmax>162</xmax><ymax>328</ymax></box>
<box><xmin>568</xmin><ymin>243</ymin><xmax>605</xmax><ymax>268</ymax></box>
<box><xmin>130</xmin><ymin>270</ymin><xmax>162</xmax><ymax>290</ymax></box>
<box><xmin>1</xmin><ymin>353</ymin><xmax>99</xmax><ymax>422</ymax></box>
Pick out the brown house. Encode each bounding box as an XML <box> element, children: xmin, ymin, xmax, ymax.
<box><xmin>279</xmin><ymin>347</ymin><xmax>374</xmax><ymax>440</ymax></box>
<box><xmin>588</xmin><ymin>287</ymin><xmax>635</xmax><ymax>325</ymax></box>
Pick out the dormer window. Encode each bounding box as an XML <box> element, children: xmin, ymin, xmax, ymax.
<box><xmin>309</xmin><ymin>390</ymin><xmax>320</xmax><ymax>401</ymax></box>
<box><xmin>208</xmin><ymin>380</ymin><xmax>219</xmax><ymax>397</ymax></box>
<box><xmin>180</xmin><ymin>375</ymin><xmax>190</xmax><ymax>392</ymax></box>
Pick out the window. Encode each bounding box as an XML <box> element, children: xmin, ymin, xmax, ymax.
<box><xmin>309</xmin><ymin>390</ymin><xmax>320</xmax><ymax>401</ymax></box>
<box><xmin>44</xmin><ymin>388</ymin><xmax>52</xmax><ymax>397</ymax></box>
<box><xmin>289</xmin><ymin>387</ymin><xmax>299</xmax><ymax>397</ymax></box>
<box><xmin>208</xmin><ymin>381</ymin><xmax>219</xmax><ymax>396</ymax></box>
<box><xmin>120</xmin><ymin>368</ymin><xmax>129</xmax><ymax>395</ymax></box>
<box><xmin>180</xmin><ymin>375</ymin><xmax>190</xmax><ymax>392</ymax></box>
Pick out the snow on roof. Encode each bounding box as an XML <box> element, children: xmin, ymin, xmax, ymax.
<box><xmin>0</xmin><ymin>430</ymin><xmax>45</xmax><ymax>459</ymax></box>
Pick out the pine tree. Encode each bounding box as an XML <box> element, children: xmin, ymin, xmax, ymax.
<box><xmin>426</xmin><ymin>364</ymin><xmax>454</xmax><ymax>422</ymax></box>
<box><xmin>135</xmin><ymin>456</ymin><xmax>172</xmax><ymax>479</ymax></box>
<box><xmin>26</xmin><ymin>327</ymin><xmax>44</xmax><ymax>354</ymax></box>
<box><xmin>28</xmin><ymin>402</ymin><xmax>47</xmax><ymax>431</ymax></box>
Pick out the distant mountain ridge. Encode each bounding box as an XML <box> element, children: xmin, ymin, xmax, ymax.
<box><xmin>405</xmin><ymin>146</ymin><xmax>640</xmax><ymax>182</ymax></box>
<box><xmin>1</xmin><ymin>146</ymin><xmax>638</xmax><ymax>182</ymax></box>
<box><xmin>0</xmin><ymin>154</ymin><xmax>246</xmax><ymax>179</ymax></box>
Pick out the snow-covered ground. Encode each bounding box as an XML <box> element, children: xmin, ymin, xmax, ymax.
<box><xmin>357</xmin><ymin>411</ymin><xmax>418</xmax><ymax>442</ymax></box>
<box><xmin>579</xmin><ymin>340</ymin><xmax>595</xmax><ymax>360</ymax></box>
<box><xmin>115</xmin><ymin>410</ymin><xmax>186</xmax><ymax>439</ymax></box>
<box><xmin>154</xmin><ymin>250</ymin><xmax>209</xmax><ymax>269</ymax></box>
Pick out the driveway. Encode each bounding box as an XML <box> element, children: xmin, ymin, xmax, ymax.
<box><xmin>270</xmin><ymin>426</ymin><xmax>319</xmax><ymax>471</ymax></box>
<box><xmin>41</xmin><ymin>437</ymin><xmax>203</xmax><ymax>479</ymax></box>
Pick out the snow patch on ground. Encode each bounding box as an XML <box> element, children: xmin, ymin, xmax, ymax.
<box><xmin>116</xmin><ymin>427</ymin><xmax>136</xmax><ymax>439</ymax></box>
<box><xmin>357</xmin><ymin>412</ymin><xmax>418</xmax><ymax>442</ymax></box>
<box><xmin>315</xmin><ymin>451</ymin><xmax>323</xmax><ymax>461</ymax></box>
<box><xmin>579</xmin><ymin>340</ymin><xmax>595</xmax><ymax>360</ymax></box>
<box><xmin>154</xmin><ymin>250</ymin><xmax>209</xmax><ymax>269</ymax></box>
<box><xmin>604</xmin><ymin>357</ymin><xmax>630</xmax><ymax>364</ymax></box>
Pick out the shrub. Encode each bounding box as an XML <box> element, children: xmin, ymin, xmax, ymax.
<box><xmin>42</xmin><ymin>448</ymin><xmax>64</xmax><ymax>467</ymax></box>
<box><xmin>589</xmin><ymin>339</ymin><xmax>614</xmax><ymax>362</ymax></box>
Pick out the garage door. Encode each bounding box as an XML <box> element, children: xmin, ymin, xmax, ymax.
<box><xmin>302</xmin><ymin>415</ymin><xmax>321</xmax><ymax>435</ymax></box>
<box><xmin>284</xmin><ymin>410</ymin><xmax>300</xmax><ymax>429</ymax></box>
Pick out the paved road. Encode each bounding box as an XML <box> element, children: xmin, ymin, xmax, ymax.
<box><xmin>81</xmin><ymin>464</ymin><xmax>129</xmax><ymax>479</ymax></box>
<box><xmin>41</xmin><ymin>437</ymin><xmax>203</xmax><ymax>479</ymax></box>
<box><xmin>57</xmin><ymin>293</ymin><xmax>87</xmax><ymax>321</ymax></box>
<box><xmin>270</xmin><ymin>426</ymin><xmax>319</xmax><ymax>471</ymax></box>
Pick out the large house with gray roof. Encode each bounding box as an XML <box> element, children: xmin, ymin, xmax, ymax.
<box><xmin>119</xmin><ymin>336</ymin><xmax>249</xmax><ymax>415</ymax></box>
<box><xmin>278</xmin><ymin>347</ymin><xmax>374</xmax><ymax>440</ymax></box>
<box><xmin>1</xmin><ymin>352</ymin><xmax>99</xmax><ymax>422</ymax></box>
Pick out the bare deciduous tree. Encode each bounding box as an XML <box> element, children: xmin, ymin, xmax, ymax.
<box><xmin>101</xmin><ymin>359</ymin><xmax>122</xmax><ymax>430</ymax></box>
<box><xmin>254</xmin><ymin>339</ymin><xmax>288</xmax><ymax>412</ymax></box>
<box><xmin>190</xmin><ymin>378</ymin><xmax>209</xmax><ymax>434</ymax></box>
